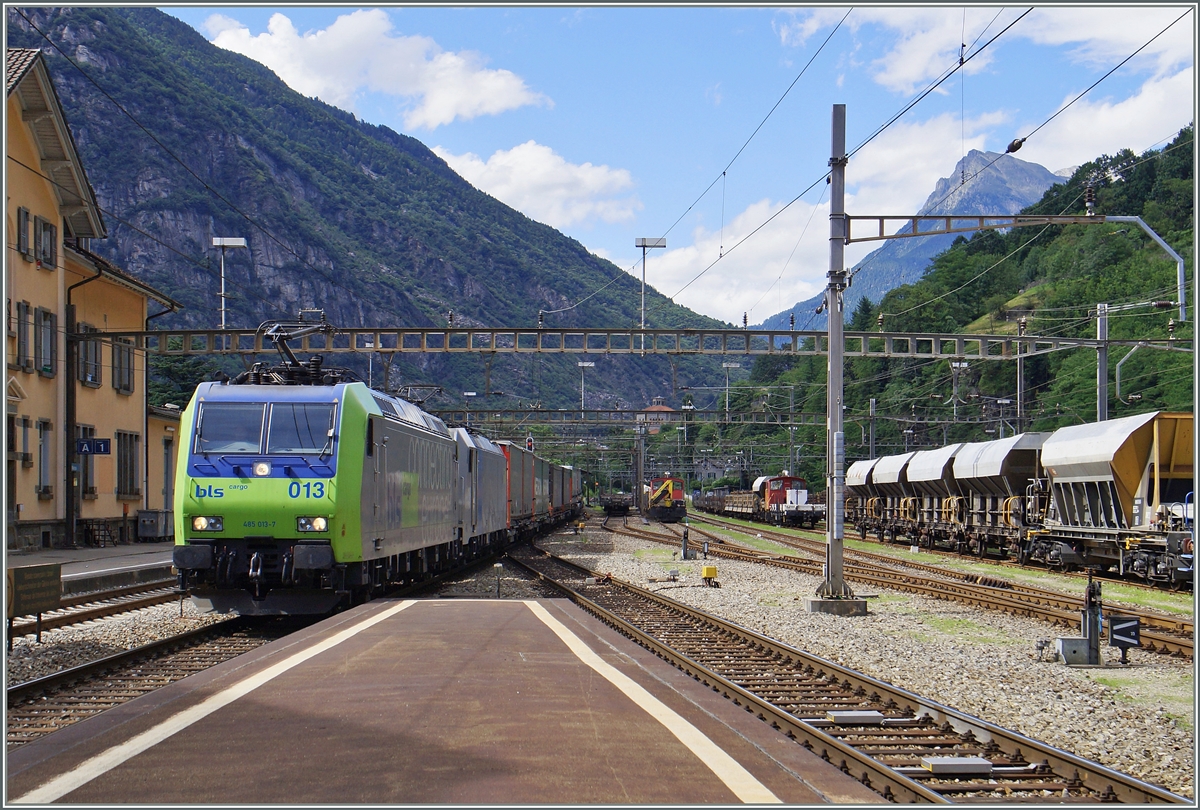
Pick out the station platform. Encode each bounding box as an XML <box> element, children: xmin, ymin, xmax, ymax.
<box><xmin>6</xmin><ymin>597</ymin><xmax>880</xmax><ymax>805</ymax></box>
<box><xmin>6</xmin><ymin>542</ymin><xmax>175</xmax><ymax>595</ymax></box>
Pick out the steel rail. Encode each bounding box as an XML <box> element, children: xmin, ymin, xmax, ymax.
<box><xmin>7</xmin><ymin>617</ymin><xmax>245</xmax><ymax>704</ymax></box>
<box><xmin>508</xmin><ymin>550</ymin><xmax>944</xmax><ymax>803</ymax></box>
<box><xmin>692</xmin><ymin>514</ymin><xmax>1194</xmax><ymax>640</ymax></box>
<box><xmin>623</xmin><ymin>518</ymin><xmax>1193</xmax><ymax>658</ymax></box>
<box><xmin>9</xmin><ymin>586</ymin><xmax>181</xmax><ymax>637</ymax></box>
<box><xmin>511</xmin><ymin>545</ymin><xmax>1187</xmax><ymax>804</ymax></box>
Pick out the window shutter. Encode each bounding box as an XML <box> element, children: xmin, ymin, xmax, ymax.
<box><xmin>33</xmin><ymin>307</ymin><xmax>43</xmax><ymax>372</ymax></box>
<box><xmin>17</xmin><ymin>208</ymin><xmax>30</xmax><ymax>258</ymax></box>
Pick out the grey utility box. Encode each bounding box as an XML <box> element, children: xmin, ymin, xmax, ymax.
<box><xmin>137</xmin><ymin>510</ymin><xmax>174</xmax><ymax>541</ymax></box>
<box><xmin>1056</xmin><ymin>637</ymin><xmax>1090</xmax><ymax>665</ymax></box>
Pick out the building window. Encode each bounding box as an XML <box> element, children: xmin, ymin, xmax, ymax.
<box><xmin>112</xmin><ymin>338</ymin><xmax>134</xmax><ymax>393</ymax></box>
<box><xmin>16</xmin><ymin>301</ymin><xmax>32</xmax><ymax>371</ymax></box>
<box><xmin>76</xmin><ymin>425</ymin><xmax>96</xmax><ymax>499</ymax></box>
<box><xmin>37</xmin><ymin>419</ymin><xmax>52</xmax><ymax>497</ymax></box>
<box><xmin>4</xmin><ymin>415</ymin><xmax>33</xmax><ymax>467</ymax></box>
<box><xmin>78</xmin><ymin>324</ymin><xmax>102</xmax><ymax>386</ymax></box>
<box><xmin>16</xmin><ymin>207</ymin><xmax>31</xmax><ymax>259</ymax></box>
<box><xmin>116</xmin><ymin>430</ymin><xmax>140</xmax><ymax>498</ymax></box>
<box><xmin>34</xmin><ymin>307</ymin><xmax>57</xmax><ymax>377</ymax></box>
<box><xmin>33</xmin><ymin>216</ymin><xmax>57</xmax><ymax>269</ymax></box>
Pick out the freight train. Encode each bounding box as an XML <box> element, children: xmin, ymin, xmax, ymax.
<box><xmin>845</xmin><ymin>411</ymin><xmax>1194</xmax><ymax>588</ymax></box>
<box><xmin>171</xmin><ymin>356</ymin><xmax>583</xmax><ymax>615</ymax></box>
<box><xmin>694</xmin><ymin>473</ymin><xmax>826</xmax><ymax>528</ymax></box>
<box><xmin>646</xmin><ymin>476</ymin><xmax>687</xmax><ymax>522</ymax></box>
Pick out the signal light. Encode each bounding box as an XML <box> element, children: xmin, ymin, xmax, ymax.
<box><xmin>526</xmin><ymin>436</ymin><xmax>534</xmax><ymax>452</ymax></box>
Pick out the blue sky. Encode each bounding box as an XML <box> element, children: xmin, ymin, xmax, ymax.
<box><xmin>161</xmin><ymin>5</ymin><xmax>1195</xmax><ymax>326</ymax></box>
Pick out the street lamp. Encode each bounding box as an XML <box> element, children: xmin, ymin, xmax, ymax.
<box><xmin>212</xmin><ymin>237</ymin><xmax>247</xmax><ymax>330</ymax></box>
<box><xmin>635</xmin><ymin>238</ymin><xmax>666</xmax><ymax>355</ymax></box>
<box><xmin>578</xmin><ymin>361</ymin><xmax>594</xmax><ymax>411</ymax></box>
<box><xmin>364</xmin><ymin>340</ymin><xmax>376</xmax><ymax>387</ymax></box>
<box><xmin>722</xmin><ymin>362</ymin><xmax>740</xmax><ymax>423</ymax></box>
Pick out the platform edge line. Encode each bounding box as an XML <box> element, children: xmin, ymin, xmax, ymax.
<box><xmin>10</xmin><ymin>600</ymin><xmax>417</xmax><ymax>805</ymax></box>
<box><xmin>523</xmin><ymin>600</ymin><xmax>781</xmax><ymax>805</ymax></box>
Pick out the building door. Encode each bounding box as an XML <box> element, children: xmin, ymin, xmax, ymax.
<box><xmin>163</xmin><ymin>437</ymin><xmax>174</xmax><ymax>509</ymax></box>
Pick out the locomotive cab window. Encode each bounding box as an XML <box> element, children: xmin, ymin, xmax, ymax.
<box><xmin>195</xmin><ymin>402</ymin><xmax>266</xmax><ymax>453</ymax></box>
<box><xmin>267</xmin><ymin>403</ymin><xmax>336</xmax><ymax>454</ymax></box>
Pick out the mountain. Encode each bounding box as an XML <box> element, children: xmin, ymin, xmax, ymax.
<box><xmin>7</xmin><ymin>7</ymin><xmax>725</xmax><ymax>411</ymax></box>
<box><xmin>723</xmin><ymin>127</ymin><xmax>1192</xmax><ymax>488</ymax></box>
<box><xmin>757</xmin><ymin>150</ymin><xmax>1064</xmax><ymax>331</ymax></box>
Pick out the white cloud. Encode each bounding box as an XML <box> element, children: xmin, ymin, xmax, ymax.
<box><xmin>1016</xmin><ymin>67</ymin><xmax>1194</xmax><ymax>175</ymax></box>
<box><xmin>1020</xmin><ymin>8</ymin><xmax>1194</xmax><ymax>76</ymax></box>
<box><xmin>627</xmin><ymin>198</ymin><xmax>832</xmax><ymax>326</ymax></box>
<box><xmin>433</xmin><ymin>141</ymin><xmax>641</xmax><ymax>229</ymax></box>
<box><xmin>848</xmin><ymin>110</ymin><xmax>1008</xmax><ymax>217</ymax></box>
<box><xmin>635</xmin><ymin>110</ymin><xmax>1019</xmax><ymax>325</ymax></box>
<box><xmin>778</xmin><ymin>7</ymin><xmax>1192</xmax><ymax>95</ymax></box>
<box><xmin>206</xmin><ymin>9</ymin><xmax>548</xmax><ymax>129</ymax></box>
<box><xmin>776</xmin><ymin>7</ymin><xmax>1002</xmax><ymax>94</ymax></box>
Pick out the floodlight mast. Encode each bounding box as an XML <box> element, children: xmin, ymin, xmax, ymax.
<box><xmin>212</xmin><ymin>237</ymin><xmax>247</xmax><ymax>330</ymax></box>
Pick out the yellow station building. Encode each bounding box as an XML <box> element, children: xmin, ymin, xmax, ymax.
<box><xmin>7</xmin><ymin>48</ymin><xmax>181</xmax><ymax>551</ymax></box>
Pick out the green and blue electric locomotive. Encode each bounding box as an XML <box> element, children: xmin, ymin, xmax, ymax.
<box><xmin>173</xmin><ymin>378</ymin><xmax>498</xmax><ymax>614</ymax></box>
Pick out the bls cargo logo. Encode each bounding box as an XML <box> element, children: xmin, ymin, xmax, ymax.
<box><xmin>195</xmin><ymin>484</ymin><xmax>224</xmax><ymax>498</ymax></box>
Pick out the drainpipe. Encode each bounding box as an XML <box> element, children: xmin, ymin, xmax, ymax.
<box><xmin>65</xmin><ymin>266</ymin><xmax>105</xmax><ymax>549</ymax></box>
<box><xmin>142</xmin><ymin>303</ymin><xmax>179</xmax><ymax>522</ymax></box>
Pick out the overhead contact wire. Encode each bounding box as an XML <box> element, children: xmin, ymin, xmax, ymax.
<box><xmin>545</xmin><ymin>8</ymin><xmax>852</xmax><ymax>319</ymax></box>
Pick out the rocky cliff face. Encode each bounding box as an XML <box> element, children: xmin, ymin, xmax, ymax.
<box><xmin>758</xmin><ymin>150</ymin><xmax>1064</xmax><ymax>331</ymax></box>
<box><xmin>8</xmin><ymin>7</ymin><xmax>722</xmax><ymax>408</ymax></box>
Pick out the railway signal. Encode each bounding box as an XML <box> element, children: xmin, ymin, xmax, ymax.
<box><xmin>1108</xmin><ymin>616</ymin><xmax>1141</xmax><ymax>664</ymax></box>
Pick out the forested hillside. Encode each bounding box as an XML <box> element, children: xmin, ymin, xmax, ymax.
<box><xmin>668</xmin><ymin>128</ymin><xmax>1194</xmax><ymax>490</ymax></box>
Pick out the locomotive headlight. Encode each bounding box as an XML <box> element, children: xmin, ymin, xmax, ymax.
<box><xmin>192</xmin><ymin>516</ymin><xmax>224</xmax><ymax>532</ymax></box>
<box><xmin>297</xmin><ymin>516</ymin><xmax>329</xmax><ymax>532</ymax></box>
<box><xmin>253</xmin><ymin>461</ymin><xmax>271</xmax><ymax>477</ymax></box>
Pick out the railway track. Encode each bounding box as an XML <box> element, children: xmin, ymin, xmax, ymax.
<box><xmin>669</xmin><ymin>516</ymin><xmax>1194</xmax><ymax>658</ymax></box>
<box><xmin>6</xmin><ymin>618</ymin><xmax>309</xmax><ymax>750</ymax></box>
<box><xmin>509</xmin><ymin>543</ymin><xmax>1188</xmax><ymax>804</ymax></box>
<box><xmin>8</xmin><ymin>580</ymin><xmax>181</xmax><ymax>639</ymax></box>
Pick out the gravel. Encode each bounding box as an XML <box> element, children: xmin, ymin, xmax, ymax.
<box><xmin>8</xmin><ymin>530</ymin><xmax>1193</xmax><ymax>799</ymax></box>
<box><xmin>6</xmin><ymin>600</ymin><xmax>228</xmax><ymax>684</ymax></box>
<box><xmin>532</xmin><ymin>526</ymin><xmax>1195</xmax><ymax>800</ymax></box>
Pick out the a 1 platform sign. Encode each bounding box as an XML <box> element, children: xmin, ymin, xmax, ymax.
<box><xmin>76</xmin><ymin>438</ymin><xmax>111</xmax><ymax>455</ymax></box>
<box><xmin>1108</xmin><ymin>615</ymin><xmax>1141</xmax><ymax>664</ymax></box>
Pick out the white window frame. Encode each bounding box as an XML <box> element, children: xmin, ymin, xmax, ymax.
<box><xmin>112</xmin><ymin>337</ymin><xmax>134</xmax><ymax>394</ymax></box>
<box><xmin>78</xmin><ymin>323</ymin><xmax>102</xmax><ymax>386</ymax></box>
